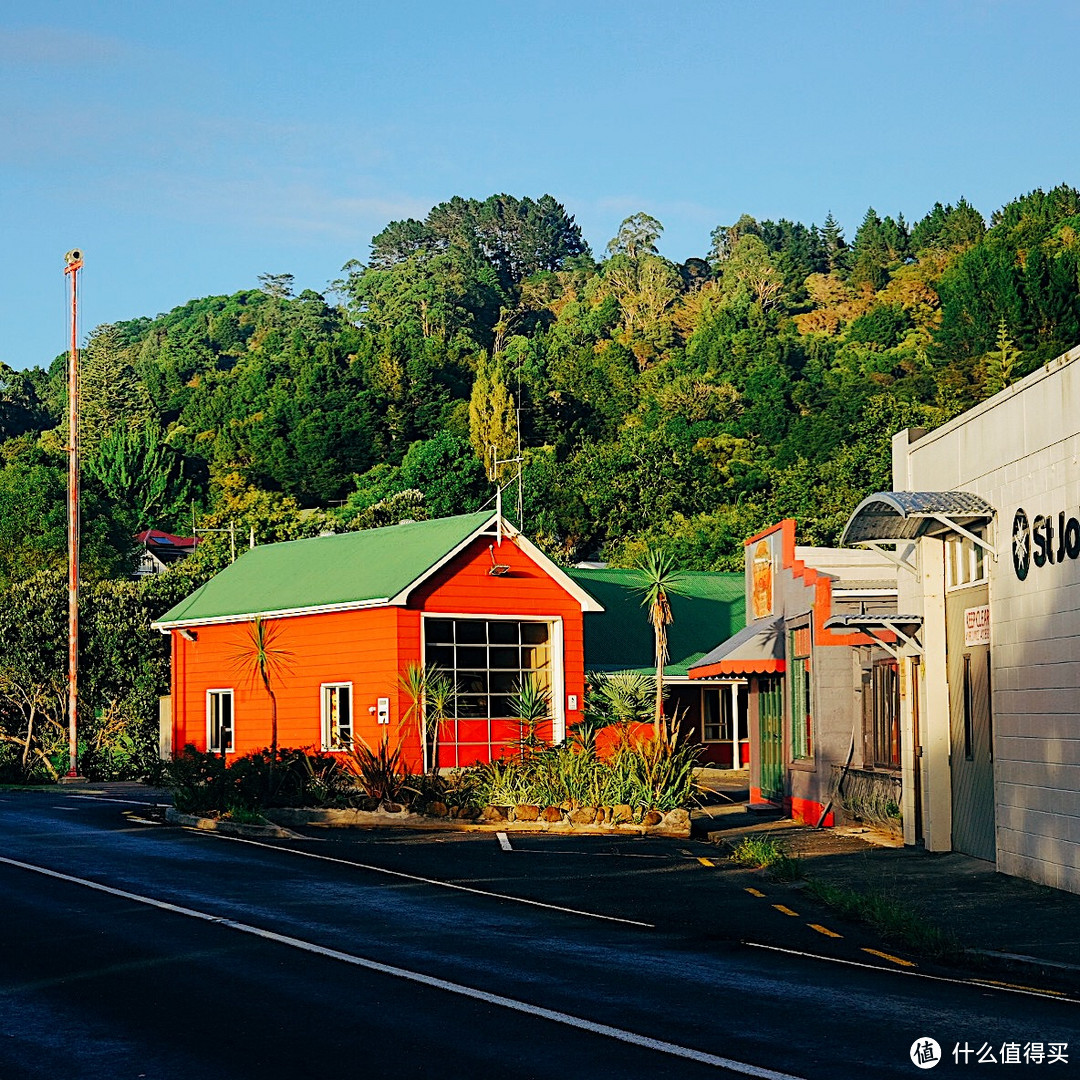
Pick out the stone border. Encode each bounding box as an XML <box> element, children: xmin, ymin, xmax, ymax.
<box><xmin>263</xmin><ymin>805</ymin><xmax>690</xmax><ymax>837</ymax></box>
<box><xmin>166</xmin><ymin>807</ymin><xmax>303</xmax><ymax>839</ymax></box>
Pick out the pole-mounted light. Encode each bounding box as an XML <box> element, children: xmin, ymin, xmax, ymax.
<box><xmin>62</xmin><ymin>249</ymin><xmax>84</xmax><ymax>781</ymax></box>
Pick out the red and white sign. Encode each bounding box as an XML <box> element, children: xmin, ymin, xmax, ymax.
<box><xmin>964</xmin><ymin>605</ymin><xmax>991</xmax><ymax>647</ymax></box>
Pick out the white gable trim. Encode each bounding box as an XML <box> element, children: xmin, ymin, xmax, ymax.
<box><xmin>388</xmin><ymin>514</ymin><xmax>604</xmax><ymax>612</ymax></box>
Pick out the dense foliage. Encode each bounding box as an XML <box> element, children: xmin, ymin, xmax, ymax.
<box><xmin>3</xmin><ymin>184</ymin><xmax>1080</xmax><ymax>779</ymax></box>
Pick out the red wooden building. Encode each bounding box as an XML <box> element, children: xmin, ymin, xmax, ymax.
<box><xmin>153</xmin><ymin>512</ymin><xmax>602</xmax><ymax>769</ymax></box>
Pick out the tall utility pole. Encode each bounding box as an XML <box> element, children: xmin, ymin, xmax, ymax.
<box><xmin>63</xmin><ymin>249</ymin><xmax>84</xmax><ymax>781</ymax></box>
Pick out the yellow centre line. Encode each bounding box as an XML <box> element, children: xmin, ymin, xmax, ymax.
<box><xmin>978</xmin><ymin>980</ymin><xmax>1065</xmax><ymax>996</ymax></box>
<box><xmin>808</xmin><ymin>923</ymin><xmax>842</xmax><ymax>938</ymax></box>
<box><xmin>772</xmin><ymin>904</ymin><xmax>799</xmax><ymax>917</ymax></box>
<box><xmin>697</xmin><ymin>857</ymin><xmax>715</xmax><ymax>867</ymax></box>
<box><xmin>745</xmin><ymin>887</ymin><xmax>766</xmax><ymax>897</ymax></box>
<box><xmin>862</xmin><ymin>947</ymin><xmax>917</xmax><ymax>968</ymax></box>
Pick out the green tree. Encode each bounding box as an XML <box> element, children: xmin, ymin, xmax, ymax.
<box><xmin>632</xmin><ymin>548</ymin><xmax>685</xmax><ymax>743</ymax></box>
<box><xmin>469</xmin><ymin>355</ymin><xmax>518</xmax><ymax>483</ymax></box>
<box><xmin>985</xmin><ymin>318</ymin><xmax>1020</xmax><ymax>395</ymax></box>
<box><xmin>83</xmin><ymin>423</ymin><xmax>191</xmax><ymax>531</ymax></box>
<box><xmin>607</xmin><ymin>213</ymin><xmax>664</xmax><ymax>259</ymax></box>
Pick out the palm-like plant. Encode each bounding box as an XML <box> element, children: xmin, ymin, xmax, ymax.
<box><xmin>633</xmin><ymin>548</ymin><xmax>685</xmax><ymax>744</ymax></box>
<box><xmin>230</xmin><ymin>617</ymin><xmax>293</xmax><ymax>770</ymax></box>
<box><xmin>398</xmin><ymin>662</ymin><xmax>455</xmax><ymax>774</ymax></box>
<box><xmin>510</xmin><ymin>674</ymin><xmax>551</xmax><ymax>758</ymax></box>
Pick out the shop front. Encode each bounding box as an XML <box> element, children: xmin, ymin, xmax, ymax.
<box><xmin>840</xmin><ymin>343</ymin><xmax>1080</xmax><ymax>892</ymax></box>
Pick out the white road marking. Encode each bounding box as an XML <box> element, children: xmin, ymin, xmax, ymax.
<box><xmin>496</xmin><ymin>831</ymin><xmax>513</xmax><ymax>851</ymax></box>
<box><xmin>191</xmin><ymin>831</ymin><xmax>656</xmax><ymax>929</ymax></box>
<box><xmin>742</xmin><ymin>941</ymin><xmax>1077</xmax><ymax>1003</ymax></box>
<box><xmin>0</xmin><ymin>853</ymin><xmax>807</xmax><ymax>1079</ymax></box>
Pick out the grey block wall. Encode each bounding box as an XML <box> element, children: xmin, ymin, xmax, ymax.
<box><xmin>900</xmin><ymin>344</ymin><xmax>1080</xmax><ymax>891</ymax></box>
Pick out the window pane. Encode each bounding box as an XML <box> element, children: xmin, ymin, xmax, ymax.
<box><xmin>489</xmin><ymin>622</ymin><xmax>518</xmax><ymax>644</ymax></box>
<box><xmin>489</xmin><ymin>647</ymin><xmax>520</xmax><ymax>669</ymax></box>
<box><xmin>456</xmin><ymin>622</ymin><xmax>486</xmax><ymax>644</ymax></box>
<box><xmin>425</xmin><ymin>619</ymin><xmax>454</xmax><ymax>644</ymax></box>
<box><xmin>426</xmin><ymin>644</ymin><xmax>454</xmax><ymax>667</ymax></box>
<box><xmin>457</xmin><ymin>671</ymin><xmax>488</xmax><ymax>695</ymax></box>
<box><xmin>489</xmin><ymin>694</ymin><xmax>514</xmax><ymax>719</ymax></box>
<box><xmin>456</xmin><ymin>646</ymin><xmax>487</xmax><ymax>668</ymax></box>
<box><xmin>490</xmin><ymin>671</ymin><xmax>518</xmax><ymax>694</ymax></box>
<box><xmin>521</xmin><ymin>623</ymin><xmax>549</xmax><ymax>644</ymax></box>
<box><xmin>457</xmin><ymin>694</ymin><xmax>487</xmax><ymax>718</ymax></box>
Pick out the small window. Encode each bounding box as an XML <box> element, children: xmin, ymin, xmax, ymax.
<box><xmin>322</xmin><ymin>683</ymin><xmax>353</xmax><ymax>751</ymax></box>
<box><xmin>789</xmin><ymin>626</ymin><xmax>812</xmax><ymax>760</ymax></box>
<box><xmin>207</xmin><ymin>689</ymin><xmax>234</xmax><ymax>753</ymax></box>
<box><xmin>945</xmin><ymin>530</ymin><xmax>988</xmax><ymax>589</ymax></box>
<box><xmin>702</xmin><ymin>688</ymin><xmax>737</xmax><ymax>743</ymax></box>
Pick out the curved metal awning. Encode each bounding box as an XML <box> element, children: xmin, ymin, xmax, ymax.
<box><xmin>840</xmin><ymin>490</ymin><xmax>996</xmax><ymax>552</ymax></box>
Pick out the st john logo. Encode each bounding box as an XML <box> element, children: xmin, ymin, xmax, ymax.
<box><xmin>1012</xmin><ymin>509</ymin><xmax>1030</xmax><ymax>580</ymax></box>
<box><xmin>1012</xmin><ymin>505</ymin><xmax>1080</xmax><ymax>580</ymax></box>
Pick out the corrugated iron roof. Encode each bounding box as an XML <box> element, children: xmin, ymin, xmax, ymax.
<box><xmin>153</xmin><ymin>512</ymin><xmax>495</xmax><ymax>628</ymax></box>
<box><xmin>688</xmin><ymin>617</ymin><xmax>786</xmax><ymax>677</ymax></box>
<box><xmin>568</xmin><ymin>568</ymin><xmax>745</xmax><ymax>677</ymax></box>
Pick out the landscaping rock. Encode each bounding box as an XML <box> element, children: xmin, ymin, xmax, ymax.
<box><xmin>569</xmin><ymin>807</ymin><xmax>597</xmax><ymax>825</ymax></box>
<box><xmin>515</xmin><ymin>804</ymin><xmax>540</xmax><ymax>821</ymax></box>
<box><xmin>541</xmin><ymin>806</ymin><xmax>564</xmax><ymax>823</ymax></box>
<box><xmin>382</xmin><ymin>801</ymin><xmax>405</xmax><ymax>815</ymax></box>
<box><xmin>642</xmin><ymin>810</ymin><xmax>664</xmax><ymax>827</ymax></box>
<box><xmin>665</xmin><ymin>808</ymin><xmax>690</xmax><ymax>829</ymax></box>
<box><xmin>612</xmin><ymin>804</ymin><xmax>633</xmax><ymax>823</ymax></box>
<box><xmin>481</xmin><ymin>805</ymin><xmax>508</xmax><ymax>822</ymax></box>
<box><xmin>427</xmin><ymin>801</ymin><xmax>449</xmax><ymax>817</ymax></box>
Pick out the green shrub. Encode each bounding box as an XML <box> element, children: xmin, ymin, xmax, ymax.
<box><xmin>164</xmin><ymin>745</ymin><xmax>351</xmax><ymax>814</ymax></box>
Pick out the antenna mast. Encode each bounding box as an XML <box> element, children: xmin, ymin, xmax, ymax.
<box><xmin>63</xmin><ymin>248</ymin><xmax>84</xmax><ymax>781</ymax></box>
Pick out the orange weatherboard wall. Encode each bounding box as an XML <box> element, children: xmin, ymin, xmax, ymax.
<box><xmin>170</xmin><ymin>531</ymin><xmax>587</xmax><ymax>771</ymax></box>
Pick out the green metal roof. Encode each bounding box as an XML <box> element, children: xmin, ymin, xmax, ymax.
<box><xmin>153</xmin><ymin>512</ymin><xmax>494</xmax><ymax>627</ymax></box>
<box><xmin>567</xmin><ymin>568</ymin><xmax>746</xmax><ymax>677</ymax></box>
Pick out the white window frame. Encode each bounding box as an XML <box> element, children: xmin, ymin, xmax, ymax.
<box><xmin>421</xmin><ymin>614</ymin><xmax>566</xmax><ymax>744</ymax></box>
<box><xmin>321</xmin><ymin>682</ymin><xmax>354</xmax><ymax>751</ymax></box>
<box><xmin>945</xmin><ymin>529</ymin><xmax>988</xmax><ymax>590</ymax></box>
<box><xmin>206</xmin><ymin>688</ymin><xmax>234</xmax><ymax>754</ymax></box>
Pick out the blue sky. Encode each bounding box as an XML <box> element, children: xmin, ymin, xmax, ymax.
<box><xmin>3</xmin><ymin>1</ymin><xmax>1078</xmax><ymax>370</ymax></box>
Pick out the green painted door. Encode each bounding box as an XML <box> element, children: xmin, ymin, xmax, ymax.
<box><xmin>759</xmin><ymin>677</ymin><xmax>784</xmax><ymax>801</ymax></box>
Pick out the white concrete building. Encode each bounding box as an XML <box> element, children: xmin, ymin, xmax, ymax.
<box><xmin>841</xmin><ymin>343</ymin><xmax>1080</xmax><ymax>892</ymax></box>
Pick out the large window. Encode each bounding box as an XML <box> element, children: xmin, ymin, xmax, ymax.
<box><xmin>789</xmin><ymin>626</ymin><xmax>812</xmax><ymax>760</ymax></box>
<box><xmin>207</xmin><ymin>689</ymin><xmax>234</xmax><ymax>753</ymax></box>
<box><xmin>322</xmin><ymin>683</ymin><xmax>353</xmax><ymax>751</ymax></box>
<box><xmin>423</xmin><ymin>618</ymin><xmax>551</xmax><ymax>720</ymax></box>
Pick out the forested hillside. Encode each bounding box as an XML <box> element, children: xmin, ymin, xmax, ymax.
<box><xmin>4</xmin><ymin>185</ymin><xmax>1080</xmax><ymax>584</ymax></box>
<box><xmin>3</xmin><ymin>184</ymin><xmax>1079</xmax><ymax>780</ymax></box>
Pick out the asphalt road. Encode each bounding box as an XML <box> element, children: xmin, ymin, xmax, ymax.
<box><xmin>1</xmin><ymin>789</ymin><xmax>1078</xmax><ymax>1079</ymax></box>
